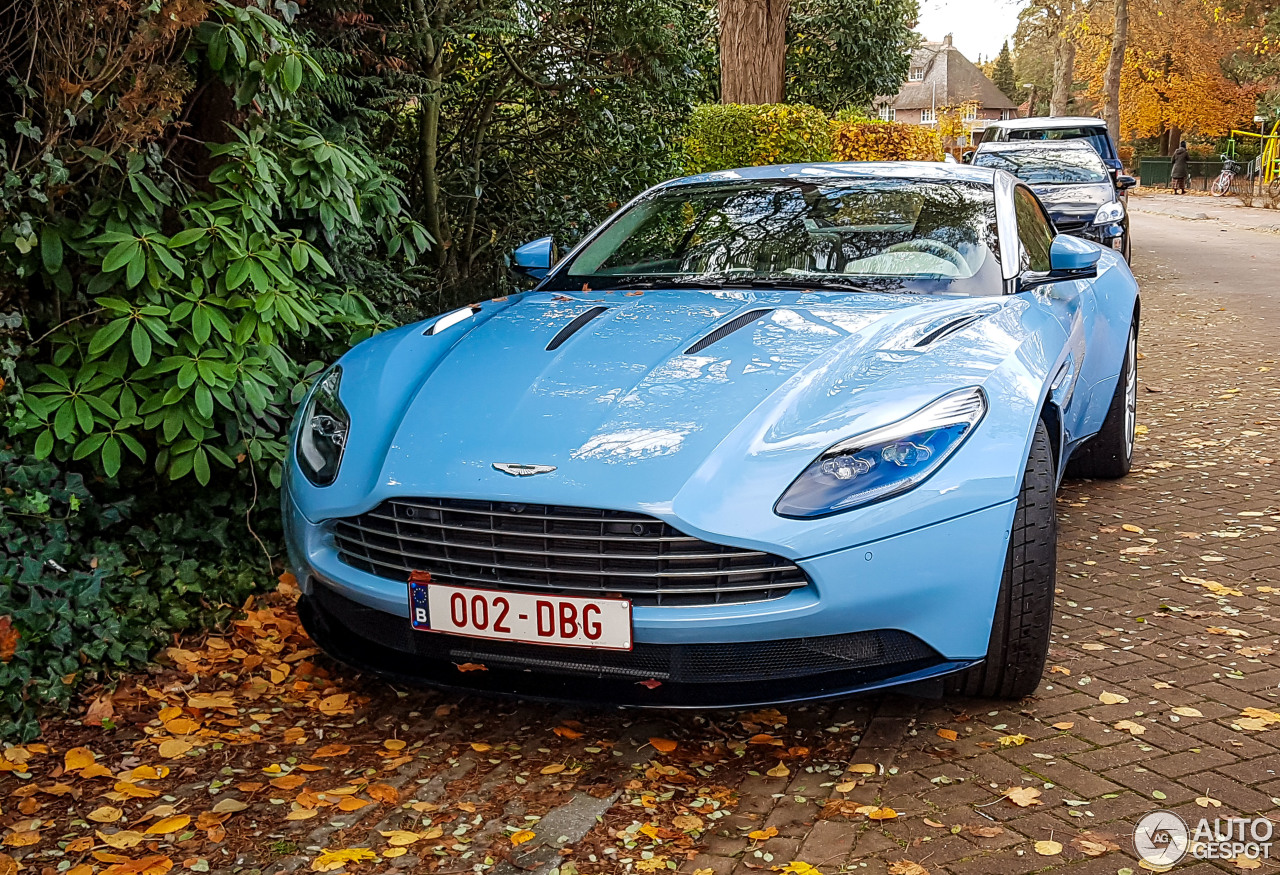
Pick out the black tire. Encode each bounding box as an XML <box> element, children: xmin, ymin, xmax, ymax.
<box><xmin>1122</xmin><ymin>233</ymin><xmax>1131</xmax><ymax>264</ymax></box>
<box><xmin>945</xmin><ymin>419</ymin><xmax>1056</xmax><ymax>699</ymax></box>
<box><xmin>1065</xmin><ymin>321</ymin><xmax>1137</xmax><ymax>479</ymax></box>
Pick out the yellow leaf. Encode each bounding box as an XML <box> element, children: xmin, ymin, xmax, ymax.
<box><xmin>540</xmin><ymin>763</ymin><xmax>565</xmax><ymax>775</ymax></box>
<box><xmin>146</xmin><ymin>816</ymin><xmax>191</xmax><ymax>835</ymax></box>
<box><xmin>1034</xmin><ymin>840</ymin><xmax>1063</xmax><ymax>856</ymax></box>
<box><xmin>747</xmin><ymin>827</ymin><xmax>778</xmax><ymax>841</ymax></box>
<box><xmin>96</xmin><ymin>830</ymin><xmax>146</xmax><ymax>850</ymax></box>
<box><xmin>1115</xmin><ymin>720</ymin><xmax>1146</xmax><ymax>736</ymax></box>
<box><xmin>509</xmin><ymin>829</ymin><xmax>536</xmax><ymax>846</ymax></box>
<box><xmin>1196</xmin><ymin>795</ymin><xmax>1222</xmax><ymax>808</ymax></box>
<box><xmin>1098</xmin><ymin>691</ymin><xmax>1129</xmax><ymax>705</ymax></box>
<box><xmin>847</xmin><ymin>763</ymin><xmax>877</xmax><ymax>775</ymax></box>
<box><xmin>766</xmin><ymin>762</ymin><xmax>790</xmax><ymax>778</ymax></box>
<box><xmin>1172</xmin><ymin>706</ymin><xmax>1203</xmax><ymax>718</ymax></box>
<box><xmin>285</xmin><ymin>809</ymin><xmax>318</xmax><ymax>821</ymax></box>
<box><xmin>997</xmin><ymin>734</ymin><xmax>1028</xmax><ymax>747</ymax></box>
<box><xmin>337</xmin><ymin>797</ymin><xmax>370</xmax><ymax>812</ymax></box>
<box><xmin>310</xmin><ymin>848</ymin><xmax>377</xmax><ymax>872</ymax></box>
<box><xmin>470</xmin><ymin>743</ymin><xmax>492</xmax><ymax>753</ymax></box>
<box><xmin>381</xmin><ymin>848</ymin><xmax>407</xmax><ymax>859</ymax></box>
<box><xmin>90</xmin><ymin>806</ymin><xmax>124</xmax><ymax>823</ymax></box>
<box><xmin>382</xmin><ymin>739</ymin><xmax>406</xmax><ymax>751</ymax></box>
<box><xmin>649</xmin><ymin>737</ymin><xmax>678</xmax><ymax>753</ymax></box>
<box><xmin>936</xmin><ymin>729</ymin><xmax>958</xmax><ymax>741</ymax></box>
<box><xmin>64</xmin><ymin>746</ymin><xmax>95</xmax><ymax>771</ymax></box>
<box><xmin>379</xmin><ymin>831</ymin><xmax>421</xmax><ymax>847</ymax></box>
<box><xmin>158</xmin><ymin>740</ymin><xmax>192</xmax><ymax>759</ymax></box>
<box><xmin>1122</xmin><ymin>524</ymin><xmax>1144</xmax><ymax>534</ymax></box>
<box><xmin>866</xmin><ymin>807</ymin><xmax>898</xmax><ymax>820</ymax></box>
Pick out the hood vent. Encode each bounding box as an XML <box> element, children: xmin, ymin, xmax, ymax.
<box><xmin>685</xmin><ymin>308</ymin><xmax>773</xmax><ymax>355</ymax></box>
<box><xmin>546</xmin><ymin>306</ymin><xmax>610</xmax><ymax>351</ymax></box>
<box><xmin>915</xmin><ymin>313</ymin><xmax>987</xmax><ymax>348</ymax></box>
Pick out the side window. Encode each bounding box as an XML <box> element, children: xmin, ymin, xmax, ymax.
<box><xmin>1013</xmin><ymin>187</ymin><xmax>1055</xmax><ymax>272</ymax></box>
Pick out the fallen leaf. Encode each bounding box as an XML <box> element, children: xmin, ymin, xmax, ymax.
<box><xmin>382</xmin><ymin>739</ymin><xmax>406</xmax><ymax>752</ymax></box>
<box><xmin>847</xmin><ymin>763</ymin><xmax>877</xmax><ymax>775</ymax></box>
<box><xmin>1034</xmin><ymin>840</ymin><xmax>1063</xmax><ymax>856</ymax></box>
<box><xmin>540</xmin><ymin>763</ymin><xmax>566</xmax><ymax>775</ymax></box>
<box><xmin>1099</xmin><ymin>691</ymin><xmax>1129</xmax><ymax>705</ymax></box>
<box><xmin>337</xmin><ymin>797</ymin><xmax>370</xmax><ymax>812</ymax></box>
<box><xmin>65</xmin><ymin>747</ymin><xmax>95</xmax><ymax>771</ymax></box>
<box><xmin>209</xmin><ymin>798</ymin><xmax>247</xmax><ymax>814</ymax></box>
<box><xmin>1049</xmin><ymin>665</ymin><xmax>1071</xmax><ymax>675</ymax></box>
<box><xmin>923</xmin><ymin>818</ymin><xmax>946</xmax><ymax>828</ymax></box>
<box><xmin>673</xmin><ymin>815</ymin><xmax>704</xmax><ymax>831</ymax></box>
<box><xmin>1196</xmin><ymin>796</ymin><xmax>1222</xmax><ymax>808</ymax></box>
<box><xmin>379</xmin><ymin>831</ymin><xmax>422</xmax><ymax>847</ymax></box>
<box><xmin>469</xmin><ymin>743</ymin><xmax>492</xmax><ymax>753</ymax></box>
<box><xmin>146</xmin><ymin>816</ymin><xmax>191</xmax><ymax>835</ymax></box>
<box><xmin>270</xmin><ymin>775</ymin><xmax>306</xmax><ymax>791</ymax></box>
<box><xmin>0</xmin><ymin>617</ymin><xmax>19</xmax><ymax>663</ymax></box>
<box><xmin>1231</xmin><ymin>856</ymin><xmax>1262</xmax><ymax>871</ymax></box>
<box><xmin>0</xmin><ymin>853</ymin><xmax>17</xmax><ymax>875</ymax></box>
<box><xmin>936</xmin><ymin>729</ymin><xmax>958</xmax><ymax>741</ymax></box>
<box><xmin>766</xmin><ymin>762</ymin><xmax>790</xmax><ymax>778</ymax></box>
<box><xmin>366</xmin><ymin>784</ymin><xmax>398</xmax><ymax>804</ymax></box>
<box><xmin>747</xmin><ymin>733</ymin><xmax>784</xmax><ymax>746</ymax></box>
<box><xmin>90</xmin><ymin>806</ymin><xmax>125</xmax><ymax>823</ymax></box>
<box><xmin>3</xmin><ymin>831</ymin><xmax>39</xmax><ymax>848</ymax></box>
<box><xmin>97</xmin><ymin>830</ymin><xmax>146</xmax><ymax>850</ymax></box>
<box><xmin>310</xmin><ymin>848</ymin><xmax>377</xmax><ymax>872</ymax></box>
<box><xmin>747</xmin><ymin>827</ymin><xmax>778</xmax><ymax>841</ymax></box>
<box><xmin>553</xmin><ymin>726</ymin><xmax>584</xmax><ymax>740</ymax></box>
<box><xmin>155</xmin><ymin>739</ymin><xmax>191</xmax><ymax>760</ymax></box>
<box><xmin>1208</xmin><ymin>627</ymin><xmax>1251</xmax><ymax>638</ymax></box>
<box><xmin>312</xmin><ymin>744</ymin><xmax>350</xmax><ymax>758</ymax></box>
<box><xmin>967</xmin><ymin>825</ymin><xmax>1004</xmax><ymax>838</ymax></box>
<box><xmin>1002</xmin><ymin>786</ymin><xmax>1043</xmax><ymax>807</ymax></box>
<box><xmin>887</xmin><ymin>862</ymin><xmax>929</xmax><ymax>875</ymax></box>
<box><xmin>998</xmin><ymin>734</ymin><xmax>1029</xmax><ymax>747</ymax></box>
<box><xmin>455</xmin><ymin>663</ymin><xmax>488</xmax><ymax>672</ymax></box>
<box><xmin>866</xmin><ymin>807</ymin><xmax>898</xmax><ymax>820</ymax></box>
<box><xmin>1051</xmin><ymin>722</ymin><xmax>1075</xmax><ymax>730</ymax></box>
<box><xmin>1171</xmin><ymin>706</ymin><xmax>1203</xmax><ymax>718</ymax></box>
<box><xmin>649</xmin><ymin>738</ymin><xmax>678</xmax><ymax>754</ymax></box>
<box><xmin>316</xmin><ymin>694</ymin><xmax>350</xmax><ymax>715</ymax></box>
<box><xmin>382</xmin><ymin>848</ymin><xmax>407</xmax><ymax>859</ymax></box>
<box><xmin>1114</xmin><ymin>720</ymin><xmax>1146</xmax><ymax>736</ymax></box>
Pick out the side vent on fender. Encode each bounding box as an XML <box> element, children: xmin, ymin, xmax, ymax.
<box><xmin>546</xmin><ymin>306</ymin><xmax>610</xmax><ymax>351</ymax></box>
<box><xmin>915</xmin><ymin>313</ymin><xmax>986</xmax><ymax>348</ymax></box>
<box><xmin>685</xmin><ymin>309</ymin><xmax>773</xmax><ymax>355</ymax></box>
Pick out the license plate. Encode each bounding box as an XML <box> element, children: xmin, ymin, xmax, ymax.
<box><xmin>409</xmin><ymin>582</ymin><xmax>632</xmax><ymax>650</ymax></box>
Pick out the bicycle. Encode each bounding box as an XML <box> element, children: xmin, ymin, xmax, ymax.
<box><xmin>1211</xmin><ymin>154</ymin><xmax>1240</xmax><ymax>196</ymax></box>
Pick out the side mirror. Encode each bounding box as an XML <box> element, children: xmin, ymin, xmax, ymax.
<box><xmin>961</xmin><ymin>150</ymin><xmax>974</xmax><ymax>164</ymax></box>
<box><xmin>1116</xmin><ymin>174</ymin><xmax>1137</xmax><ymax>191</ymax></box>
<box><xmin>1020</xmin><ymin>234</ymin><xmax>1101</xmax><ymax>290</ymax></box>
<box><xmin>510</xmin><ymin>236</ymin><xmax>557</xmax><ymax>281</ymax></box>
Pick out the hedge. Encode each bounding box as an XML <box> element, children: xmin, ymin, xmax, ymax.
<box><xmin>683</xmin><ymin>103</ymin><xmax>834</xmax><ymax>174</ymax></box>
<box><xmin>683</xmin><ymin>104</ymin><xmax>943</xmax><ymax>174</ymax></box>
<box><xmin>831</xmin><ymin>121</ymin><xmax>944</xmax><ymax>162</ymax></box>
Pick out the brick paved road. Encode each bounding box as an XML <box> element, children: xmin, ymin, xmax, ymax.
<box><xmin>7</xmin><ymin>211</ymin><xmax>1275</xmax><ymax>875</ymax></box>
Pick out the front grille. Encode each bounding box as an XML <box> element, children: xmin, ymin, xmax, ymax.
<box><xmin>332</xmin><ymin>498</ymin><xmax>809</xmax><ymax>606</ymax></box>
<box><xmin>309</xmin><ymin>584</ymin><xmax>941</xmax><ymax>687</ymax></box>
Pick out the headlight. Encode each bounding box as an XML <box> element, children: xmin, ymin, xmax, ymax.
<box><xmin>296</xmin><ymin>366</ymin><xmax>349</xmax><ymax>486</ymax></box>
<box><xmin>775</xmin><ymin>387</ymin><xmax>986</xmax><ymax>518</ymax></box>
<box><xmin>1094</xmin><ymin>201</ymin><xmax>1125</xmax><ymax>224</ymax></box>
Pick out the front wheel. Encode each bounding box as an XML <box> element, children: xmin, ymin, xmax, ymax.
<box><xmin>1211</xmin><ymin>174</ymin><xmax>1232</xmax><ymax>196</ymax></box>
<box><xmin>1066</xmin><ymin>322</ymin><xmax>1137</xmax><ymax>479</ymax></box>
<box><xmin>945</xmin><ymin>419</ymin><xmax>1056</xmax><ymax>699</ymax></box>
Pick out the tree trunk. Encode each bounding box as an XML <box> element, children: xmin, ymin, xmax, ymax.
<box><xmin>718</xmin><ymin>0</ymin><xmax>790</xmax><ymax>104</ymax></box>
<box><xmin>1102</xmin><ymin>0</ymin><xmax>1127</xmax><ymax>143</ymax></box>
<box><xmin>1050</xmin><ymin>36</ymin><xmax>1074</xmax><ymax>117</ymax></box>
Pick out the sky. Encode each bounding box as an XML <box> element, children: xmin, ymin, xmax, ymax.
<box><xmin>915</xmin><ymin>0</ymin><xmax>1031</xmax><ymax>63</ymax></box>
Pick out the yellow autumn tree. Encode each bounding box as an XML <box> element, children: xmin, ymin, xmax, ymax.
<box><xmin>1075</xmin><ymin>0</ymin><xmax>1263</xmax><ymax>144</ymax></box>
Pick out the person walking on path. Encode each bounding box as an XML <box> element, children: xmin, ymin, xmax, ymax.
<box><xmin>1171</xmin><ymin>141</ymin><xmax>1189</xmax><ymax>194</ymax></box>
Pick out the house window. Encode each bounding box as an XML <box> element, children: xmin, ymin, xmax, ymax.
<box><xmin>921</xmin><ymin>108</ymin><xmax>936</xmax><ymax>124</ymax></box>
<box><xmin>878</xmin><ymin>105</ymin><xmax>896</xmax><ymax>122</ymax></box>
<box><xmin>963</xmin><ymin>105</ymin><xmax>978</xmax><ymax>121</ymax></box>
<box><xmin>1000</xmin><ymin>109</ymin><xmax>1012</xmax><ymax>120</ymax></box>
<box><xmin>909</xmin><ymin>67</ymin><xmax>925</xmax><ymax>81</ymax></box>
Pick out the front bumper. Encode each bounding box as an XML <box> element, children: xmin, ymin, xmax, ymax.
<box><xmin>285</xmin><ymin>489</ymin><xmax>1015</xmax><ymax>703</ymax></box>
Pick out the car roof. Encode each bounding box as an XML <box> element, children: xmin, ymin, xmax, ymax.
<box><xmin>976</xmin><ymin>140</ymin><xmax>1098</xmax><ymax>153</ymax></box>
<box><xmin>666</xmin><ymin>161</ymin><xmax>999</xmax><ymax>188</ymax></box>
<box><xmin>987</xmin><ymin>116</ymin><xmax>1107</xmax><ymax>130</ymax></box>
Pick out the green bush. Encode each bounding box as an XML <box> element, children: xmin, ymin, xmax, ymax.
<box><xmin>0</xmin><ymin>450</ymin><xmax>263</xmax><ymax>740</ymax></box>
<box><xmin>683</xmin><ymin>103</ymin><xmax>834</xmax><ymax>174</ymax></box>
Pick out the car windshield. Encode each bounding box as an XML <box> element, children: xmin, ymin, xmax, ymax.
<box><xmin>973</xmin><ymin>147</ymin><xmax>1110</xmax><ymax>185</ymax></box>
<box><xmin>546</xmin><ymin>177</ymin><xmax>1002</xmax><ymax>295</ymax></box>
<box><xmin>992</xmin><ymin>126</ymin><xmax>1113</xmax><ymax>161</ymax></box>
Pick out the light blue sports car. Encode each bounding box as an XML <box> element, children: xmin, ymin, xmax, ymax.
<box><xmin>284</xmin><ymin>162</ymin><xmax>1139</xmax><ymax>706</ymax></box>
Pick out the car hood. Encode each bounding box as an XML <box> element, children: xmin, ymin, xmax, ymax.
<box><xmin>1030</xmin><ymin>182</ymin><xmax>1115</xmax><ymax>224</ymax></box>
<box><xmin>296</xmin><ymin>285</ymin><xmax>1057</xmax><ymax>553</ymax></box>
